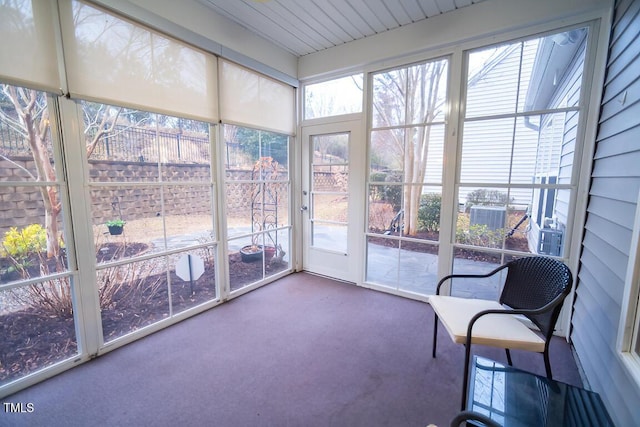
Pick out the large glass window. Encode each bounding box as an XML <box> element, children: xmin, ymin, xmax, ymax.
<box><xmin>224</xmin><ymin>124</ymin><xmax>291</xmax><ymax>292</ymax></box>
<box><xmin>0</xmin><ymin>0</ymin><xmax>296</xmax><ymax>399</ymax></box>
<box><xmin>0</xmin><ymin>83</ymin><xmax>77</xmax><ymax>386</ymax></box>
<box><xmin>83</xmin><ymin>101</ymin><xmax>218</xmax><ymax>342</ymax></box>
<box><xmin>304</xmin><ymin>74</ymin><xmax>364</xmax><ymax>120</ymax></box>
<box><xmin>366</xmin><ymin>58</ymin><xmax>448</xmax><ymax>296</ymax></box>
<box><xmin>454</xmin><ymin>28</ymin><xmax>588</xmax><ymax>298</ymax></box>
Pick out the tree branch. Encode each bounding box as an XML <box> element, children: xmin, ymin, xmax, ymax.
<box><xmin>85</xmin><ymin>107</ymin><xmax>122</xmax><ymax>158</ymax></box>
<box><xmin>0</xmin><ymin>153</ymin><xmax>37</xmax><ymax>180</ymax></box>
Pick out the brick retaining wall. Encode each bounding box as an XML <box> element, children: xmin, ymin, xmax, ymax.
<box><xmin>0</xmin><ymin>158</ymin><xmax>291</xmax><ymax>235</ymax></box>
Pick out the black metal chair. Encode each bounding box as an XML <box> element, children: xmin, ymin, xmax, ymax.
<box><xmin>450</xmin><ymin>410</ymin><xmax>501</xmax><ymax>427</ymax></box>
<box><xmin>430</xmin><ymin>256</ymin><xmax>573</xmax><ymax>410</ymax></box>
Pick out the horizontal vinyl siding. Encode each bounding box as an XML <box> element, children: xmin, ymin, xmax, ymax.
<box><xmin>591</xmin><ymin>150</ymin><xmax>640</xmax><ymax>177</ymax></box>
<box><xmin>601</xmin><ymin>79</ymin><xmax>640</xmax><ymax>126</ymax></box>
<box><xmin>586</xmin><ymin>195</ymin><xmax>636</xmax><ymax>229</ymax></box>
<box><xmin>572</xmin><ymin>0</ymin><xmax>640</xmax><ymax>425</ymax></box>
<box><xmin>552</xmin><ymin>42</ymin><xmax>585</xmax><ymax>224</ymax></box>
<box><xmin>594</xmin><ymin>123</ymin><xmax>640</xmax><ymax>158</ymax></box>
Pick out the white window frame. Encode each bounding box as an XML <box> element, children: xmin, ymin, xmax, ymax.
<box><xmin>618</xmin><ymin>188</ymin><xmax>640</xmax><ymax>390</ymax></box>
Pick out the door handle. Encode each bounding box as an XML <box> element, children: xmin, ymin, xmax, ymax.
<box><xmin>300</xmin><ymin>205</ymin><xmax>308</xmax><ymax>212</ymax></box>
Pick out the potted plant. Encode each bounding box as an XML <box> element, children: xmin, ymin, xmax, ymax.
<box><xmin>105</xmin><ymin>219</ymin><xmax>126</xmax><ymax>235</ymax></box>
<box><xmin>240</xmin><ymin>243</ymin><xmax>263</xmax><ymax>262</ymax></box>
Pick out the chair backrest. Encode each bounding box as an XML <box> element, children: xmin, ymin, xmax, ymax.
<box><xmin>499</xmin><ymin>256</ymin><xmax>573</xmax><ymax>339</ymax></box>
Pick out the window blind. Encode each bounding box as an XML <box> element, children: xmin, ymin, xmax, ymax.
<box><xmin>0</xmin><ymin>0</ymin><xmax>61</xmax><ymax>92</ymax></box>
<box><xmin>59</xmin><ymin>0</ymin><xmax>219</xmax><ymax>122</ymax></box>
<box><xmin>220</xmin><ymin>60</ymin><xmax>295</xmax><ymax>135</ymax></box>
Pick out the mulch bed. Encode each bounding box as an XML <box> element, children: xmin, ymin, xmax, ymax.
<box><xmin>1</xmin><ymin>234</ymin><xmax>527</xmax><ymax>385</ymax></box>
<box><xmin>0</xmin><ymin>243</ymin><xmax>288</xmax><ymax>386</ymax></box>
<box><xmin>369</xmin><ymin>230</ymin><xmax>530</xmax><ymax>262</ymax></box>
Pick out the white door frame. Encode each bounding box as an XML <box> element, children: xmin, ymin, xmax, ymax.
<box><xmin>300</xmin><ymin>119</ymin><xmax>365</xmax><ymax>283</ymax></box>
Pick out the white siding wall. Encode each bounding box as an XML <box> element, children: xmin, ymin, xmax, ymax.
<box><xmin>460</xmin><ymin>42</ymin><xmax>538</xmax><ymax>206</ymax></box>
<box><xmin>554</xmin><ymin>42</ymin><xmax>587</xmax><ymax>226</ymax></box>
<box><xmin>573</xmin><ymin>0</ymin><xmax>640</xmax><ymax>425</ymax></box>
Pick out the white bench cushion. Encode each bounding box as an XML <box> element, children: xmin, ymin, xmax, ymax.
<box><xmin>429</xmin><ymin>295</ymin><xmax>545</xmax><ymax>352</ymax></box>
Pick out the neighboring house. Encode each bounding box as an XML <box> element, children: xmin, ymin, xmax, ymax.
<box><xmin>461</xmin><ymin>28</ymin><xmax>588</xmax><ymax>258</ymax></box>
<box><xmin>527</xmin><ymin>30</ymin><xmax>589</xmax><ymax>256</ymax></box>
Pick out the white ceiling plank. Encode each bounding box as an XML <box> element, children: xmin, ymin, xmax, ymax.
<box><xmin>239</xmin><ymin>18</ymin><xmax>316</xmax><ymax>55</ymax></box>
<box><xmin>202</xmin><ymin>0</ymin><xmax>315</xmax><ymax>55</ymax></box>
<box><xmin>319</xmin><ymin>0</ymin><xmax>367</xmax><ymax>40</ymax></box>
<box><xmin>385</xmin><ymin>0</ymin><xmax>414</xmax><ymax>25</ymax></box>
<box><xmin>200</xmin><ymin>0</ymin><xmax>487</xmax><ymax>57</ymax></box>
<box><xmin>400</xmin><ymin>0</ymin><xmax>428</xmax><ymax>23</ymax></box>
<box><xmin>283</xmin><ymin>0</ymin><xmax>352</xmax><ymax>45</ymax></box>
<box><xmin>367</xmin><ymin>0</ymin><xmax>401</xmax><ymax>30</ymax></box>
<box><xmin>262</xmin><ymin>0</ymin><xmax>335</xmax><ymax>52</ymax></box>
<box><xmin>347</xmin><ymin>0</ymin><xmax>389</xmax><ymax>33</ymax></box>
<box><xmin>435</xmin><ymin>0</ymin><xmax>457</xmax><ymax>13</ymax></box>
<box><xmin>305</xmin><ymin>0</ymin><xmax>358</xmax><ymax>43</ymax></box>
<box><xmin>417</xmin><ymin>0</ymin><xmax>443</xmax><ymax>16</ymax></box>
<box><xmin>327</xmin><ymin>0</ymin><xmax>377</xmax><ymax>37</ymax></box>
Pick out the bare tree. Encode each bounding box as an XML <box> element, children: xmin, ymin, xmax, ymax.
<box><xmin>0</xmin><ymin>85</ymin><xmax>128</xmax><ymax>263</ymax></box>
<box><xmin>1</xmin><ymin>86</ymin><xmax>62</xmax><ymax>260</ymax></box>
<box><xmin>372</xmin><ymin>60</ymin><xmax>447</xmax><ymax>236</ymax></box>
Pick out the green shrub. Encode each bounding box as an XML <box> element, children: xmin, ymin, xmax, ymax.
<box><xmin>1</xmin><ymin>224</ymin><xmax>47</xmax><ymax>262</ymax></box>
<box><xmin>456</xmin><ymin>223</ymin><xmax>504</xmax><ymax>248</ymax></box>
<box><xmin>465</xmin><ymin>189</ymin><xmax>513</xmax><ymax>212</ymax></box>
<box><xmin>370</xmin><ymin>171</ymin><xmax>402</xmax><ymax>211</ymax></box>
<box><xmin>418</xmin><ymin>193</ymin><xmax>441</xmax><ymax>232</ymax></box>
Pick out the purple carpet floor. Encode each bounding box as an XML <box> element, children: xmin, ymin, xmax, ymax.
<box><xmin>1</xmin><ymin>272</ymin><xmax>582</xmax><ymax>426</ymax></box>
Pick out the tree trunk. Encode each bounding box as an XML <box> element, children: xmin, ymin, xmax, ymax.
<box><xmin>9</xmin><ymin>88</ymin><xmax>62</xmax><ymax>260</ymax></box>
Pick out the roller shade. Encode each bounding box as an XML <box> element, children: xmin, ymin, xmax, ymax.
<box><xmin>220</xmin><ymin>60</ymin><xmax>295</xmax><ymax>135</ymax></box>
<box><xmin>0</xmin><ymin>0</ymin><xmax>60</xmax><ymax>91</ymax></box>
<box><xmin>59</xmin><ymin>0</ymin><xmax>218</xmax><ymax>122</ymax></box>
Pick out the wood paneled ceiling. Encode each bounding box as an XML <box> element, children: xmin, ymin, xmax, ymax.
<box><xmin>199</xmin><ymin>0</ymin><xmax>487</xmax><ymax>57</ymax></box>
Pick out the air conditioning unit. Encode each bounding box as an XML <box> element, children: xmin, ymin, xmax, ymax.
<box><xmin>470</xmin><ymin>205</ymin><xmax>506</xmax><ymax>230</ymax></box>
<box><xmin>538</xmin><ymin>228</ymin><xmax>563</xmax><ymax>256</ymax></box>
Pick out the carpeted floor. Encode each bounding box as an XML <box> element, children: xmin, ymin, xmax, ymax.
<box><xmin>1</xmin><ymin>272</ymin><xmax>582</xmax><ymax>427</ymax></box>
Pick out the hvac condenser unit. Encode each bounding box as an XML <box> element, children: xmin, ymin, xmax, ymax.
<box><xmin>538</xmin><ymin>228</ymin><xmax>563</xmax><ymax>256</ymax></box>
<box><xmin>470</xmin><ymin>205</ymin><xmax>506</xmax><ymax>230</ymax></box>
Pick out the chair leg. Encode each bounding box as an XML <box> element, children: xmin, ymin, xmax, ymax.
<box><xmin>461</xmin><ymin>343</ymin><xmax>472</xmax><ymax>411</ymax></box>
<box><xmin>432</xmin><ymin>313</ymin><xmax>438</xmax><ymax>358</ymax></box>
<box><xmin>505</xmin><ymin>348</ymin><xmax>512</xmax><ymax>366</ymax></box>
<box><xmin>543</xmin><ymin>350</ymin><xmax>553</xmax><ymax>379</ymax></box>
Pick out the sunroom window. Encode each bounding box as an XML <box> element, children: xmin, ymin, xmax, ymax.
<box><xmin>0</xmin><ymin>83</ymin><xmax>77</xmax><ymax>386</ymax></box>
<box><xmin>453</xmin><ymin>27</ymin><xmax>589</xmax><ymax>298</ymax></box>
<box><xmin>82</xmin><ymin>101</ymin><xmax>218</xmax><ymax>342</ymax></box>
<box><xmin>304</xmin><ymin>74</ymin><xmax>364</xmax><ymax>120</ymax></box>
<box><xmin>366</xmin><ymin>57</ymin><xmax>449</xmax><ymax>296</ymax></box>
<box><xmin>223</xmin><ymin>124</ymin><xmax>291</xmax><ymax>292</ymax></box>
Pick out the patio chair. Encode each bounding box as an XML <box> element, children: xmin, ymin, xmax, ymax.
<box><xmin>429</xmin><ymin>256</ymin><xmax>573</xmax><ymax>410</ymax></box>
<box><xmin>449</xmin><ymin>410</ymin><xmax>501</xmax><ymax>427</ymax></box>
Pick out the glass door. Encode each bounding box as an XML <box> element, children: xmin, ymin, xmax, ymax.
<box><xmin>301</xmin><ymin>120</ymin><xmax>364</xmax><ymax>282</ymax></box>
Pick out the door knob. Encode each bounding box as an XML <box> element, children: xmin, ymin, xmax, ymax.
<box><xmin>300</xmin><ymin>205</ymin><xmax>308</xmax><ymax>212</ymax></box>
